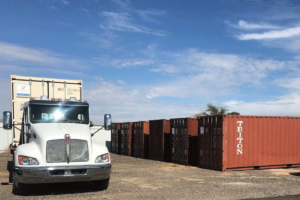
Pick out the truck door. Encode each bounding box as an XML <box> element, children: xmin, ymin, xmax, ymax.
<box><xmin>21</xmin><ymin>108</ymin><xmax>31</xmax><ymax>144</ymax></box>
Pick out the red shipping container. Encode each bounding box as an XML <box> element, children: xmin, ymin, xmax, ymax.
<box><xmin>199</xmin><ymin>115</ymin><xmax>300</xmax><ymax>171</ymax></box>
<box><xmin>132</xmin><ymin>121</ymin><xmax>149</xmax><ymax>159</ymax></box>
<box><xmin>120</xmin><ymin>122</ymin><xmax>133</xmax><ymax>156</ymax></box>
<box><xmin>149</xmin><ymin>119</ymin><xmax>171</xmax><ymax>161</ymax></box>
<box><xmin>111</xmin><ymin>123</ymin><xmax>121</xmax><ymax>154</ymax></box>
<box><xmin>170</xmin><ymin>118</ymin><xmax>198</xmax><ymax>166</ymax></box>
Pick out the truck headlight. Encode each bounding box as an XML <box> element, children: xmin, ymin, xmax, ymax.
<box><xmin>18</xmin><ymin>156</ymin><xmax>39</xmax><ymax>165</ymax></box>
<box><xmin>95</xmin><ymin>153</ymin><xmax>110</xmax><ymax>163</ymax></box>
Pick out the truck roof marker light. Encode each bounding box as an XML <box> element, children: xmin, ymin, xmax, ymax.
<box><xmin>40</xmin><ymin>95</ymin><xmax>48</xmax><ymax>100</ymax></box>
<box><xmin>69</xmin><ymin>97</ymin><xmax>76</xmax><ymax>101</ymax></box>
<box><xmin>58</xmin><ymin>98</ymin><xmax>62</xmax><ymax>101</ymax></box>
<box><xmin>65</xmin><ymin>99</ymin><xmax>69</xmax><ymax>101</ymax></box>
<box><xmin>84</xmin><ymin>100</ymin><xmax>87</xmax><ymax>103</ymax></box>
<box><xmin>30</xmin><ymin>97</ymin><xmax>34</xmax><ymax>101</ymax></box>
<box><xmin>51</xmin><ymin>98</ymin><xmax>55</xmax><ymax>101</ymax></box>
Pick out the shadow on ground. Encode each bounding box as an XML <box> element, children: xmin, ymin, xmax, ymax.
<box><xmin>9</xmin><ymin>181</ymin><xmax>106</xmax><ymax>196</ymax></box>
<box><xmin>289</xmin><ymin>172</ymin><xmax>300</xmax><ymax>177</ymax></box>
<box><xmin>243</xmin><ymin>194</ymin><xmax>300</xmax><ymax>200</ymax></box>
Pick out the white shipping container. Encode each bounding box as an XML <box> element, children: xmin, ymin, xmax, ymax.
<box><xmin>0</xmin><ymin>123</ymin><xmax>13</xmax><ymax>153</ymax></box>
<box><xmin>10</xmin><ymin>75</ymin><xmax>83</xmax><ymax>146</ymax></box>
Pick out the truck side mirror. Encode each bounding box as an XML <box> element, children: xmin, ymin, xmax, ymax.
<box><xmin>89</xmin><ymin>121</ymin><xmax>94</xmax><ymax>127</ymax></box>
<box><xmin>3</xmin><ymin>111</ymin><xmax>12</xmax><ymax>130</ymax></box>
<box><xmin>104</xmin><ymin>114</ymin><xmax>111</xmax><ymax>130</ymax></box>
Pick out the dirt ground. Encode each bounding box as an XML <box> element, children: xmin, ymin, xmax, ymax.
<box><xmin>0</xmin><ymin>153</ymin><xmax>300</xmax><ymax>200</ymax></box>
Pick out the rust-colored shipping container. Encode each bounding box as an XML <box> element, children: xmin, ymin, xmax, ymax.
<box><xmin>170</xmin><ymin>118</ymin><xmax>198</xmax><ymax>166</ymax></box>
<box><xmin>198</xmin><ymin>115</ymin><xmax>300</xmax><ymax>171</ymax></box>
<box><xmin>149</xmin><ymin>119</ymin><xmax>171</xmax><ymax>161</ymax></box>
<box><xmin>132</xmin><ymin>121</ymin><xmax>150</xmax><ymax>159</ymax></box>
<box><xmin>120</xmin><ymin>122</ymin><xmax>133</xmax><ymax>156</ymax></box>
<box><xmin>111</xmin><ymin>123</ymin><xmax>121</xmax><ymax>154</ymax></box>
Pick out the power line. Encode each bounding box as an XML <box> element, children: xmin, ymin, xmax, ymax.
<box><xmin>235</xmin><ymin>0</ymin><xmax>300</xmax><ymax>7</ymax></box>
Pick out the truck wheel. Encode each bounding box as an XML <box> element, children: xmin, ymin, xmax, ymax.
<box><xmin>8</xmin><ymin>162</ymin><xmax>14</xmax><ymax>183</ymax></box>
<box><xmin>8</xmin><ymin>154</ymin><xmax>15</xmax><ymax>183</ymax></box>
<box><xmin>93</xmin><ymin>177</ymin><xmax>110</xmax><ymax>191</ymax></box>
<box><xmin>12</xmin><ymin>174</ymin><xmax>30</xmax><ymax>195</ymax></box>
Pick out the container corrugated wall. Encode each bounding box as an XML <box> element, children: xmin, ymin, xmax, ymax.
<box><xmin>149</xmin><ymin>119</ymin><xmax>171</xmax><ymax>161</ymax></box>
<box><xmin>111</xmin><ymin>123</ymin><xmax>121</xmax><ymax>154</ymax></box>
<box><xmin>198</xmin><ymin>117</ymin><xmax>213</xmax><ymax>169</ymax></box>
<box><xmin>132</xmin><ymin>121</ymin><xmax>149</xmax><ymax>158</ymax></box>
<box><xmin>0</xmin><ymin>123</ymin><xmax>13</xmax><ymax>153</ymax></box>
<box><xmin>120</xmin><ymin>122</ymin><xmax>133</xmax><ymax>156</ymax></box>
<box><xmin>171</xmin><ymin>118</ymin><xmax>198</xmax><ymax>166</ymax></box>
<box><xmin>199</xmin><ymin>115</ymin><xmax>300</xmax><ymax>171</ymax></box>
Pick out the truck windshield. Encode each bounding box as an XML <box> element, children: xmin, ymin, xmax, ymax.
<box><xmin>30</xmin><ymin>105</ymin><xmax>89</xmax><ymax>124</ymax></box>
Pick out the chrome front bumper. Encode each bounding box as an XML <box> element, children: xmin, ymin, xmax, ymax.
<box><xmin>15</xmin><ymin>164</ymin><xmax>111</xmax><ymax>184</ymax></box>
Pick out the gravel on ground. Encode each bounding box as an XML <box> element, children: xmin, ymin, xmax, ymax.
<box><xmin>0</xmin><ymin>153</ymin><xmax>300</xmax><ymax>200</ymax></box>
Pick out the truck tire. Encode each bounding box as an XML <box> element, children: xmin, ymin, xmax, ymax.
<box><xmin>8</xmin><ymin>154</ymin><xmax>15</xmax><ymax>183</ymax></box>
<box><xmin>12</xmin><ymin>173</ymin><xmax>30</xmax><ymax>195</ymax></box>
<box><xmin>93</xmin><ymin>177</ymin><xmax>110</xmax><ymax>191</ymax></box>
<box><xmin>8</xmin><ymin>162</ymin><xmax>14</xmax><ymax>183</ymax></box>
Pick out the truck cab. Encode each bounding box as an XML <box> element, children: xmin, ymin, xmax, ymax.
<box><xmin>3</xmin><ymin>96</ymin><xmax>112</xmax><ymax>195</ymax></box>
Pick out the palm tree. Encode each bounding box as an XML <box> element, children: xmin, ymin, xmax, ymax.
<box><xmin>227</xmin><ymin>111</ymin><xmax>240</xmax><ymax>115</ymax></box>
<box><xmin>194</xmin><ymin>103</ymin><xmax>239</xmax><ymax>118</ymax></box>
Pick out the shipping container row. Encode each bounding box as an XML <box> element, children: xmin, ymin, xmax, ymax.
<box><xmin>111</xmin><ymin>116</ymin><xmax>300</xmax><ymax>171</ymax></box>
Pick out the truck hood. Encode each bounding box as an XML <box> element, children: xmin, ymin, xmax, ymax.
<box><xmin>15</xmin><ymin>123</ymin><xmax>110</xmax><ymax>167</ymax></box>
<box><xmin>31</xmin><ymin>123</ymin><xmax>91</xmax><ymax>141</ymax></box>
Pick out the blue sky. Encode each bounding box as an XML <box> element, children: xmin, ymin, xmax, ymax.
<box><xmin>1</xmin><ymin>0</ymin><xmax>300</xmax><ymax>123</ymax></box>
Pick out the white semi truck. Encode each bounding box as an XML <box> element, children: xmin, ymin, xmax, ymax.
<box><xmin>3</xmin><ymin>75</ymin><xmax>112</xmax><ymax>195</ymax></box>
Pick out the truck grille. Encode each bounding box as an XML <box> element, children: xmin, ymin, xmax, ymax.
<box><xmin>46</xmin><ymin>139</ymin><xmax>89</xmax><ymax>163</ymax></box>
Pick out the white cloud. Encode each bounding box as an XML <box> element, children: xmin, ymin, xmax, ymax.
<box><xmin>80</xmin><ymin>8</ymin><xmax>89</xmax><ymax>13</ymax></box>
<box><xmin>224</xmin><ymin>76</ymin><xmax>300</xmax><ymax>116</ymax></box>
<box><xmin>86</xmin><ymin>69</ymin><xmax>300</xmax><ymax>123</ymax></box>
<box><xmin>111</xmin><ymin>59</ymin><xmax>154</xmax><ymax>68</ymax></box>
<box><xmin>78</xmin><ymin>31</ymin><xmax>117</xmax><ymax>48</ymax></box>
<box><xmin>49</xmin><ymin>6</ymin><xmax>57</xmax><ymax>10</ymax></box>
<box><xmin>0</xmin><ymin>42</ymin><xmax>58</xmax><ymax>63</ymax></box>
<box><xmin>91</xmin><ymin>57</ymin><xmax>154</xmax><ymax>68</ymax></box>
<box><xmin>144</xmin><ymin>49</ymin><xmax>291</xmax><ymax>99</ymax></box>
<box><xmin>237</xmin><ymin>26</ymin><xmax>300</xmax><ymax>40</ymax></box>
<box><xmin>109</xmin><ymin>0</ymin><xmax>131</xmax><ymax>9</ymax></box>
<box><xmin>285</xmin><ymin>38</ymin><xmax>300</xmax><ymax>51</ymax></box>
<box><xmin>60</xmin><ymin>22</ymin><xmax>72</xmax><ymax>27</ymax></box>
<box><xmin>87</xmin><ymin>48</ymin><xmax>296</xmax><ymax>103</ymax></box>
<box><xmin>227</xmin><ymin>18</ymin><xmax>300</xmax><ymax>51</ymax></box>
<box><xmin>275</xmin><ymin>78</ymin><xmax>300</xmax><ymax>90</ymax></box>
<box><xmin>257</xmin><ymin>36</ymin><xmax>300</xmax><ymax>52</ymax></box>
<box><xmin>227</xmin><ymin>20</ymin><xmax>281</xmax><ymax>30</ymax></box>
<box><xmin>1</xmin><ymin>41</ymin><xmax>299</xmax><ymax>122</ymax></box>
<box><xmin>31</xmin><ymin>68</ymin><xmax>87</xmax><ymax>77</ymax></box>
<box><xmin>1</xmin><ymin>64</ymin><xmax>28</xmax><ymax>72</ymax></box>
<box><xmin>62</xmin><ymin>0</ymin><xmax>69</xmax><ymax>5</ymax></box>
<box><xmin>117</xmin><ymin>80</ymin><xmax>126</xmax><ymax>85</ymax></box>
<box><xmin>84</xmin><ymin>79</ymin><xmax>201</xmax><ymax>123</ymax></box>
<box><xmin>0</xmin><ymin>65</ymin><xmax>86</xmax><ymax>78</ymax></box>
<box><xmin>151</xmin><ymin>64</ymin><xmax>181</xmax><ymax>73</ymax></box>
<box><xmin>0</xmin><ymin>42</ymin><xmax>87</xmax><ymax>68</ymax></box>
<box><xmin>137</xmin><ymin>10</ymin><xmax>167</xmax><ymax>22</ymax></box>
<box><xmin>100</xmin><ymin>12</ymin><xmax>167</xmax><ymax>36</ymax></box>
<box><xmin>223</xmin><ymin>92</ymin><xmax>300</xmax><ymax>116</ymax></box>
